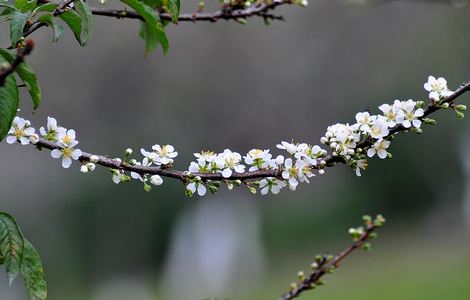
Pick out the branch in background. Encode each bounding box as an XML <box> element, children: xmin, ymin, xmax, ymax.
<box><xmin>91</xmin><ymin>0</ymin><xmax>288</xmax><ymax>23</ymax></box>
<box><xmin>279</xmin><ymin>215</ymin><xmax>386</xmax><ymax>300</ymax></box>
<box><xmin>0</xmin><ymin>39</ymin><xmax>34</xmax><ymax>87</ymax></box>
<box><xmin>53</xmin><ymin>0</ymin><xmax>77</xmax><ymax>16</ymax></box>
<box><xmin>19</xmin><ymin>0</ymin><xmax>291</xmax><ymax>44</ymax></box>
<box><xmin>25</xmin><ymin>79</ymin><xmax>470</xmax><ymax>185</ymax></box>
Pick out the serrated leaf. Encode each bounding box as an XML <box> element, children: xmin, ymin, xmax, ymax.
<box><xmin>59</xmin><ymin>9</ymin><xmax>82</xmax><ymax>44</ymax></box>
<box><xmin>0</xmin><ymin>212</ymin><xmax>24</xmax><ymax>285</ymax></box>
<box><xmin>20</xmin><ymin>240</ymin><xmax>47</xmax><ymax>300</ymax></box>
<box><xmin>74</xmin><ymin>0</ymin><xmax>93</xmax><ymax>46</ymax></box>
<box><xmin>10</xmin><ymin>10</ymin><xmax>29</xmax><ymax>45</ymax></box>
<box><xmin>0</xmin><ymin>49</ymin><xmax>41</xmax><ymax>110</ymax></box>
<box><xmin>167</xmin><ymin>0</ymin><xmax>180</xmax><ymax>23</ymax></box>
<box><xmin>37</xmin><ymin>14</ymin><xmax>63</xmax><ymax>44</ymax></box>
<box><xmin>120</xmin><ymin>0</ymin><xmax>169</xmax><ymax>54</ymax></box>
<box><xmin>0</xmin><ymin>58</ymin><xmax>19</xmax><ymax>142</ymax></box>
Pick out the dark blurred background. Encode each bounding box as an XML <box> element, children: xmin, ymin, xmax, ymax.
<box><xmin>1</xmin><ymin>0</ymin><xmax>470</xmax><ymax>299</ymax></box>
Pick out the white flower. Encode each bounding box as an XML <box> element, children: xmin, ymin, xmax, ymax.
<box><xmin>6</xmin><ymin>117</ymin><xmax>35</xmax><ymax>145</ymax></box>
<box><xmin>244</xmin><ymin>149</ymin><xmax>272</xmax><ymax>171</ymax></box>
<box><xmin>80</xmin><ymin>162</ymin><xmax>96</xmax><ymax>174</ymax></box>
<box><xmin>367</xmin><ymin>139</ymin><xmax>390</xmax><ymax>159</ymax></box>
<box><xmin>396</xmin><ymin>99</ymin><xmax>424</xmax><ymax>128</ymax></box>
<box><xmin>56</xmin><ymin>128</ymin><xmax>79</xmax><ymax>148</ymax></box>
<box><xmin>39</xmin><ymin>116</ymin><xmax>61</xmax><ymax>141</ymax></box>
<box><xmin>424</xmin><ymin>76</ymin><xmax>454</xmax><ymax>101</ymax></box>
<box><xmin>187</xmin><ymin>181</ymin><xmax>206</xmax><ymax>196</ymax></box>
<box><xmin>281</xmin><ymin>158</ymin><xmax>306</xmax><ymax>190</ymax></box>
<box><xmin>324</xmin><ymin>123</ymin><xmax>360</xmax><ymax>156</ymax></box>
<box><xmin>259</xmin><ymin>178</ymin><xmax>287</xmax><ymax>195</ymax></box>
<box><xmin>150</xmin><ymin>175</ymin><xmax>163</xmax><ymax>186</ymax></box>
<box><xmin>218</xmin><ymin>149</ymin><xmax>245</xmax><ymax>178</ymax></box>
<box><xmin>152</xmin><ymin>144</ymin><xmax>178</xmax><ymax>165</ymax></box>
<box><xmin>378</xmin><ymin>103</ymin><xmax>400</xmax><ymax>127</ymax></box>
<box><xmin>355</xmin><ymin>112</ymin><xmax>376</xmax><ymax>132</ymax></box>
<box><xmin>355</xmin><ymin>159</ymin><xmax>368</xmax><ymax>176</ymax></box>
<box><xmin>367</xmin><ymin>116</ymin><xmax>389</xmax><ymax>139</ymax></box>
<box><xmin>277</xmin><ymin>141</ymin><xmax>297</xmax><ymax>155</ymax></box>
<box><xmin>51</xmin><ymin>128</ymin><xmax>82</xmax><ymax>168</ymax></box>
<box><xmin>194</xmin><ymin>151</ymin><xmax>217</xmax><ymax>163</ymax></box>
<box><xmin>140</xmin><ymin>148</ymin><xmax>158</xmax><ymax>166</ymax></box>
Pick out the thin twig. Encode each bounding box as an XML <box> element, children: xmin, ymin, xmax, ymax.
<box><xmin>0</xmin><ymin>40</ymin><xmax>35</xmax><ymax>87</ymax></box>
<box><xmin>29</xmin><ymin>79</ymin><xmax>470</xmax><ymax>184</ymax></box>
<box><xmin>279</xmin><ymin>216</ymin><xmax>384</xmax><ymax>300</ymax></box>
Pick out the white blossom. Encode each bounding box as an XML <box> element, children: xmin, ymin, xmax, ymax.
<box><xmin>355</xmin><ymin>112</ymin><xmax>376</xmax><ymax>132</ymax></box>
<box><xmin>6</xmin><ymin>117</ymin><xmax>35</xmax><ymax>145</ymax></box>
<box><xmin>187</xmin><ymin>181</ymin><xmax>206</xmax><ymax>196</ymax></box>
<box><xmin>367</xmin><ymin>139</ymin><xmax>390</xmax><ymax>159</ymax></box>
<box><xmin>259</xmin><ymin>178</ymin><xmax>287</xmax><ymax>195</ymax></box>
<box><xmin>217</xmin><ymin>149</ymin><xmax>245</xmax><ymax>178</ymax></box>
<box><xmin>51</xmin><ymin>128</ymin><xmax>82</xmax><ymax>168</ymax></box>
<box><xmin>378</xmin><ymin>102</ymin><xmax>400</xmax><ymax>127</ymax></box>
<box><xmin>244</xmin><ymin>149</ymin><xmax>273</xmax><ymax>171</ymax></box>
<box><xmin>396</xmin><ymin>99</ymin><xmax>424</xmax><ymax>128</ymax></box>
<box><xmin>282</xmin><ymin>158</ymin><xmax>306</xmax><ymax>191</ymax></box>
<box><xmin>424</xmin><ymin>76</ymin><xmax>454</xmax><ymax>101</ymax></box>
<box><xmin>152</xmin><ymin>144</ymin><xmax>178</xmax><ymax>165</ymax></box>
<box><xmin>367</xmin><ymin>116</ymin><xmax>389</xmax><ymax>139</ymax></box>
<box><xmin>277</xmin><ymin>141</ymin><xmax>298</xmax><ymax>155</ymax></box>
<box><xmin>355</xmin><ymin>159</ymin><xmax>368</xmax><ymax>176</ymax></box>
<box><xmin>39</xmin><ymin>116</ymin><xmax>61</xmax><ymax>141</ymax></box>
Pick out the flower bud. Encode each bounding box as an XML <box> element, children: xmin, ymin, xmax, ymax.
<box><xmin>80</xmin><ymin>165</ymin><xmax>88</xmax><ymax>173</ymax></box>
<box><xmin>320</xmin><ymin>137</ymin><xmax>328</xmax><ymax>144</ymax></box>
<box><xmin>29</xmin><ymin>134</ymin><xmax>39</xmax><ymax>144</ymax></box>
<box><xmin>150</xmin><ymin>175</ymin><xmax>163</xmax><ymax>186</ymax></box>
<box><xmin>456</xmin><ymin>104</ymin><xmax>467</xmax><ymax>111</ymax></box>
<box><xmin>125</xmin><ymin>148</ymin><xmax>133</xmax><ymax>156</ymax></box>
<box><xmin>86</xmin><ymin>163</ymin><xmax>96</xmax><ymax>171</ymax></box>
<box><xmin>129</xmin><ymin>159</ymin><xmax>137</xmax><ymax>165</ymax></box>
<box><xmin>423</xmin><ymin>118</ymin><xmax>436</xmax><ymax>125</ymax></box>
<box><xmin>416</xmin><ymin>101</ymin><xmax>425</xmax><ymax>108</ymax></box>
<box><xmin>90</xmin><ymin>155</ymin><xmax>99</xmax><ymax>163</ymax></box>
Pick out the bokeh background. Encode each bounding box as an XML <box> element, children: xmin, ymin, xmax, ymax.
<box><xmin>1</xmin><ymin>0</ymin><xmax>470</xmax><ymax>299</ymax></box>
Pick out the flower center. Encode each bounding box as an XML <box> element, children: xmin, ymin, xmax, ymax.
<box><xmin>14</xmin><ymin>128</ymin><xmax>24</xmax><ymax>138</ymax></box>
<box><xmin>62</xmin><ymin>147</ymin><xmax>73</xmax><ymax>157</ymax></box>
<box><xmin>63</xmin><ymin>135</ymin><xmax>73</xmax><ymax>145</ymax></box>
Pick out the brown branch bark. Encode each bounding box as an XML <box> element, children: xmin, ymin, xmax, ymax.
<box><xmin>29</xmin><ymin>79</ymin><xmax>470</xmax><ymax>184</ymax></box>
<box><xmin>278</xmin><ymin>220</ymin><xmax>381</xmax><ymax>300</ymax></box>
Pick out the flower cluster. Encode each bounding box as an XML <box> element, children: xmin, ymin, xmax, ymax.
<box><xmin>4</xmin><ymin>76</ymin><xmax>461</xmax><ymax>197</ymax></box>
<box><xmin>7</xmin><ymin>116</ymin><xmax>84</xmax><ymax>169</ymax></box>
<box><xmin>320</xmin><ymin>98</ymin><xmax>427</xmax><ymax>175</ymax></box>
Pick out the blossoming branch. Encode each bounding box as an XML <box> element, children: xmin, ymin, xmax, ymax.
<box><xmin>6</xmin><ymin>76</ymin><xmax>470</xmax><ymax>197</ymax></box>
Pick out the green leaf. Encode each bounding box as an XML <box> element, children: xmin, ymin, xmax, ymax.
<box><xmin>59</xmin><ymin>9</ymin><xmax>82</xmax><ymax>44</ymax></box>
<box><xmin>167</xmin><ymin>0</ymin><xmax>180</xmax><ymax>23</ymax></box>
<box><xmin>15</xmin><ymin>0</ymin><xmax>28</xmax><ymax>9</ymax></box>
<box><xmin>32</xmin><ymin>2</ymin><xmax>58</xmax><ymax>15</ymax></box>
<box><xmin>74</xmin><ymin>0</ymin><xmax>93</xmax><ymax>46</ymax></box>
<box><xmin>0</xmin><ymin>49</ymin><xmax>41</xmax><ymax>110</ymax></box>
<box><xmin>20</xmin><ymin>240</ymin><xmax>47</xmax><ymax>300</ymax></box>
<box><xmin>143</xmin><ymin>0</ymin><xmax>162</xmax><ymax>8</ymax></box>
<box><xmin>0</xmin><ymin>212</ymin><xmax>24</xmax><ymax>285</ymax></box>
<box><xmin>37</xmin><ymin>14</ymin><xmax>63</xmax><ymax>44</ymax></box>
<box><xmin>120</xmin><ymin>0</ymin><xmax>169</xmax><ymax>54</ymax></box>
<box><xmin>0</xmin><ymin>61</ymin><xmax>19</xmax><ymax>142</ymax></box>
<box><xmin>9</xmin><ymin>10</ymin><xmax>29</xmax><ymax>45</ymax></box>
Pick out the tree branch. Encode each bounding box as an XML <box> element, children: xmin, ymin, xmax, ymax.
<box><xmin>279</xmin><ymin>215</ymin><xmax>385</xmax><ymax>300</ymax></box>
<box><xmin>0</xmin><ymin>40</ymin><xmax>34</xmax><ymax>87</ymax></box>
<box><xmin>27</xmin><ymin>79</ymin><xmax>470</xmax><ymax>185</ymax></box>
<box><xmin>91</xmin><ymin>1</ymin><xmax>288</xmax><ymax>23</ymax></box>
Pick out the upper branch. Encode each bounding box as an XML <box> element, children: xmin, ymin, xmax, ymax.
<box><xmin>91</xmin><ymin>0</ymin><xmax>289</xmax><ymax>23</ymax></box>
